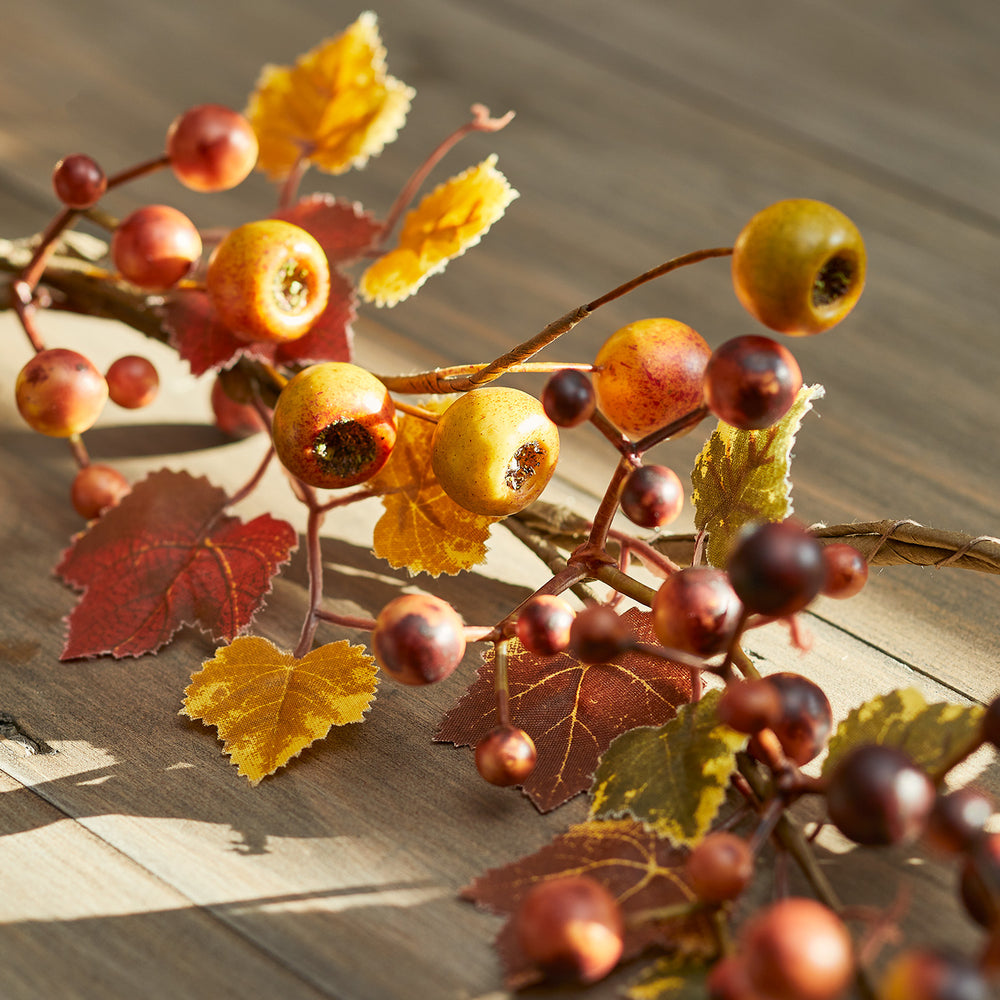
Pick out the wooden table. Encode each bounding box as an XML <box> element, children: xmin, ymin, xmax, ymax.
<box><xmin>2</xmin><ymin>2</ymin><xmax>999</xmax><ymax>997</ymax></box>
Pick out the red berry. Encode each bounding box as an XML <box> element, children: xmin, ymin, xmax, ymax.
<box><xmin>685</xmin><ymin>831</ymin><xmax>754</xmax><ymax>903</ymax></box>
<box><xmin>475</xmin><ymin>726</ymin><xmax>537</xmax><ymax>786</ymax></box>
<box><xmin>704</xmin><ymin>334</ymin><xmax>803</xmax><ymax>430</ymax></box>
<box><xmin>652</xmin><ymin>566</ymin><xmax>743</xmax><ymax>657</ymax></box>
<box><xmin>756</xmin><ymin>672</ymin><xmax>833</xmax><ymax>766</ymax></box>
<box><xmin>514</xmin><ymin>595</ymin><xmax>575</xmax><ymax>656</ymax></box>
<box><xmin>619</xmin><ymin>464</ymin><xmax>684</xmax><ymax>529</ymax></box>
<box><xmin>15</xmin><ymin>348</ymin><xmax>108</xmax><ymax>437</ymax></box>
<box><xmin>372</xmin><ymin>594</ymin><xmax>466</xmax><ymax>685</ymax></box>
<box><xmin>210</xmin><ymin>375</ymin><xmax>267</xmax><ymax>438</ymax></box>
<box><xmin>542</xmin><ymin>369</ymin><xmax>596</xmax><ymax>427</ymax></box>
<box><xmin>166</xmin><ymin>104</ymin><xmax>258</xmax><ymax>192</ymax></box>
<box><xmin>52</xmin><ymin>153</ymin><xmax>107</xmax><ymax>209</ymax></box>
<box><xmin>513</xmin><ymin>875</ymin><xmax>624</xmax><ymax>984</ymax></box>
<box><xmin>716</xmin><ymin>678</ymin><xmax>783</xmax><ymax>735</ymax></box>
<box><xmin>879</xmin><ymin>948</ymin><xmax>989</xmax><ymax>1000</ymax></box>
<box><xmin>70</xmin><ymin>464</ymin><xmax>130</xmax><ymax>519</ymax></box>
<box><xmin>960</xmin><ymin>832</ymin><xmax>1000</xmax><ymax>929</ymax></box>
<box><xmin>569</xmin><ymin>606</ymin><xmax>632</xmax><ymax>663</ymax></box>
<box><xmin>925</xmin><ymin>787</ymin><xmax>993</xmax><ymax>855</ymax></box>
<box><xmin>111</xmin><ymin>204</ymin><xmax>202</xmax><ymax>290</ymax></box>
<box><xmin>105</xmin><ymin>355</ymin><xmax>159</xmax><ymax>409</ymax></box>
<box><xmin>740</xmin><ymin>897</ymin><xmax>854</xmax><ymax>1000</ymax></box>
<box><xmin>820</xmin><ymin>543</ymin><xmax>868</xmax><ymax>599</ymax></box>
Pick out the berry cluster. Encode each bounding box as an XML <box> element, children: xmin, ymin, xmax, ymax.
<box><xmin>5</xmin><ymin>22</ymin><xmax>997</xmax><ymax>1000</ymax></box>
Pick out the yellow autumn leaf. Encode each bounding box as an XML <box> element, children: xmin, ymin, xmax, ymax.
<box><xmin>359</xmin><ymin>154</ymin><xmax>518</xmax><ymax>306</ymax></box>
<box><xmin>181</xmin><ymin>635</ymin><xmax>378</xmax><ymax>784</ymax></box>
<box><xmin>246</xmin><ymin>12</ymin><xmax>414</xmax><ymax>180</ymax></box>
<box><xmin>367</xmin><ymin>402</ymin><xmax>499</xmax><ymax>576</ymax></box>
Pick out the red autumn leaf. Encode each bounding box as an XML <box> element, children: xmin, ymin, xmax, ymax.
<box><xmin>269</xmin><ymin>269</ymin><xmax>356</xmax><ymax>367</ymax></box>
<box><xmin>461</xmin><ymin>818</ymin><xmax>715</xmax><ymax>990</ymax></box>
<box><xmin>436</xmin><ymin>608</ymin><xmax>694</xmax><ymax>812</ymax></box>
<box><xmin>274</xmin><ymin>194</ymin><xmax>382</xmax><ymax>265</ymax></box>
<box><xmin>56</xmin><ymin>469</ymin><xmax>297</xmax><ymax>660</ymax></box>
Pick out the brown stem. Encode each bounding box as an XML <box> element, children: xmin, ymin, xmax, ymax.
<box><xmin>313</xmin><ymin>609</ymin><xmax>378</xmax><ymax>631</ymax></box>
<box><xmin>105</xmin><ymin>154</ymin><xmax>171</xmax><ymax>190</ymax></box>
<box><xmin>277</xmin><ymin>154</ymin><xmax>311</xmax><ymax>210</ymax></box>
<box><xmin>581</xmin><ymin>455</ymin><xmax>636</xmax><ymax>554</ymax></box>
<box><xmin>494</xmin><ymin>638</ymin><xmax>512</xmax><ymax>728</ymax></box>
<box><xmin>633</xmin><ymin>403</ymin><xmax>711</xmax><ymax>455</ymax></box>
<box><xmin>393</xmin><ymin>399</ymin><xmax>441</xmax><ymax>422</ymax></box>
<box><xmin>294</xmin><ymin>486</ymin><xmax>326</xmax><ymax>659</ymax></box>
<box><xmin>225</xmin><ymin>445</ymin><xmax>276</xmax><ymax>508</ymax></box>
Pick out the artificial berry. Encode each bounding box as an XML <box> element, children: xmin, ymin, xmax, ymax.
<box><xmin>207</xmin><ymin>219</ymin><xmax>330</xmax><ymax>343</ymax></box>
<box><xmin>15</xmin><ymin>348</ymin><xmax>109</xmax><ymax>437</ymax></box>
<box><xmin>826</xmin><ymin>743</ymin><xmax>935</xmax><ymax>846</ymax></box>
<box><xmin>685</xmin><ymin>831</ymin><xmax>754</xmax><ymax>903</ymax></box>
<box><xmin>70</xmin><ymin>464</ymin><xmax>130</xmax><ymax>519</ymax></box>
<box><xmin>592</xmin><ymin>317</ymin><xmax>711</xmax><ymax>439</ymax></box>
<box><xmin>52</xmin><ymin>153</ymin><xmax>107</xmax><ymax>209</ymax></box>
<box><xmin>166</xmin><ymin>103</ymin><xmax>258</xmax><ymax>192</ymax></box>
<box><xmin>716</xmin><ymin>678</ymin><xmax>783</xmax><ymax>735</ymax></box>
<box><xmin>959</xmin><ymin>832</ymin><xmax>1000</xmax><ymax>929</ymax></box>
<box><xmin>475</xmin><ymin>726</ymin><xmax>537</xmax><ymax>786</ymax></box>
<box><xmin>731</xmin><ymin>198</ymin><xmax>866</xmax><ymax>336</ymax></box>
<box><xmin>271</xmin><ymin>362</ymin><xmax>397</xmax><ymax>489</ymax></box>
<box><xmin>569</xmin><ymin>605</ymin><xmax>632</xmax><ymax>663</ymax></box>
<box><xmin>924</xmin><ymin>787</ymin><xmax>993</xmax><ymax>855</ymax></box>
<box><xmin>371</xmin><ymin>593</ymin><xmax>466</xmax><ymax>686</ymax></box>
<box><xmin>430</xmin><ymin>387</ymin><xmax>560</xmax><ymax>517</ymax></box>
<box><xmin>105</xmin><ymin>355</ymin><xmax>159</xmax><ymax>409</ymax></box>
<box><xmin>703</xmin><ymin>334</ymin><xmax>803</xmax><ymax>430</ymax></box>
<box><xmin>619</xmin><ymin>464</ymin><xmax>684</xmax><ymax>529</ymax></box>
<box><xmin>739</xmin><ymin>897</ymin><xmax>854</xmax><ymax>1000</ymax></box>
<box><xmin>652</xmin><ymin>566</ymin><xmax>743</xmax><ymax>657</ymax></box>
<box><xmin>514</xmin><ymin>595</ymin><xmax>575</xmax><ymax>656</ymax></box>
<box><xmin>706</xmin><ymin>955</ymin><xmax>757</xmax><ymax>999</ymax></box>
<box><xmin>512</xmin><ymin>875</ymin><xmax>624</xmax><ymax>984</ymax></box>
<box><xmin>879</xmin><ymin>948</ymin><xmax>989</xmax><ymax>1000</ymax></box>
<box><xmin>754</xmin><ymin>671</ymin><xmax>833</xmax><ymax>766</ymax></box>
<box><xmin>726</xmin><ymin>519</ymin><xmax>826</xmax><ymax>617</ymax></box>
<box><xmin>541</xmin><ymin>369</ymin><xmax>596</xmax><ymax>427</ymax></box>
<box><xmin>210</xmin><ymin>375</ymin><xmax>267</xmax><ymax>438</ymax></box>
<box><xmin>111</xmin><ymin>204</ymin><xmax>202</xmax><ymax>290</ymax></box>
<box><xmin>820</xmin><ymin>543</ymin><xmax>868</xmax><ymax>599</ymax></box>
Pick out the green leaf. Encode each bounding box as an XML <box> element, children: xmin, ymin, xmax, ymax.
<box><xmin>589</xmin><ymin>690</ymin><xmax>747</xmax><ymax>847</ymax></box>
<box><xmin>626</xmin><ymin>955</ymin><xmax>711</xmax><ymax>1000</ymax></box>
<box><xmin>822</xmin><ymin>687</ymin><xmax>984</xmax><ymax>777</ymax></box>
<box><xmin>691</xmin><ymin>384</ymin><xmax>824</xmax><ymax>567</ymax></box>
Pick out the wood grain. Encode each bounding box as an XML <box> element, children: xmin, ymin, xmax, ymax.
<box><xmin>2</xmin><ymin>1</ymin><xmax>999</xmax><ymax>997</ymax></box>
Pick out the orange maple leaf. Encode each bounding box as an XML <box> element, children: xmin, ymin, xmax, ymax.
<box><xmin>359</xmin><ymin>155</ymin><xmax>518</xmax><ymax>306</ymax></box>
<box><xmin>367</xmin><ymin>404</ymin><xmax>499</xmax><ymax>576</ymax></box>
<box><xmin>246</xmin><ymin>12</ymin><xmax>414</xmax><ymax>180</ymax></box>
<box><xmin>182</xmin><ymin>635</ymin><xmax>378</xmax><ymax>784</ymax></box>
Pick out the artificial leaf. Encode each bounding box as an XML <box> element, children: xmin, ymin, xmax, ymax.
<box><xmin>367</xmin><ymin>405</ymin><xmax>498</xmax><ymax>576</ymax></box>
<box><xmin>57</xmin><ymin>469</ymin><xmax>296</xmax><ymax>659</ymax></box>
<box><xmin>589</xmin><ymin>690</ymin><xmax>747</xmax><ymax>847</ymax></box>
<box><xmin>822</xmin><ymin>687</ymin><xmax>984</xmax><ymax>777</ymax></box>
<box><xmin>182</xmin><ymin>635</ymin><xmax>377</xmax><ymax>784</ymax></box>
<box><xmin>462</xmin><ymin>818</ymin><xmax>715</xmax><ymax>990</ymax></box>
<box><xmin>274</xmin><ymin>194</ymin><xmax>382</xmax><ymax>265</ymax></box>
<box><xmin>268</xmin><ymin>269</ymin><xmax>356</xmax><ymax>367</ymax></box>
<box><xmin>691</xmin><ymin>384</ymin><xmax>824</xmax><ymax>567</ymax></box>
<box><xmin>247</xmin><ymin>12</ymin><xmax>414</xmax><ymax>180</ymax></box>
<box><xmin>626</xmin><ymin>955</ymin><xmax>711</xmax><ymax>1000</ymax></box>
<box><xmin>437</xmin><ymin>608</ymin><xmax>694</xmax><ymax>811</ymax></box>
<box><xmin>359</xmin><ymin>155</ymin><xmax>518</xmax><ymax>306</ymax></box>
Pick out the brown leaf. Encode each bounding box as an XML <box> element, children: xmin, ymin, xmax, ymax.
<box><xmin>437</xmin><ymin>608</ymin><xmax>694</xmax><ymax>811</ymax></box>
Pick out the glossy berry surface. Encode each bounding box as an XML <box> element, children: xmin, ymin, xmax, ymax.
<box><xmin>925</xmin><ymin>787</ymin><xmax>993</xmax><ymax>855</ymax></box>
<box><xmin>569</xmin><ymin>605</ymin><xmax>631</xmax><ymax>663</ymax></box>
<box><xmin>732</xmin><ymin>198</ymin><xmax>866</xmax><ymax>336</ymax></box>
<box><xmin>15</xmin><ymin>348</ymin><xmax>109</xmax><ymax>437</ymax></box>
<box><xmin>475</xmin><ymin>726</ymin><xmax>537</xmax><ymax>786</ymax></box>
<box><xmin>271</xmin><ymin>362</ymin><xmax>397</xmax><ymax>489</ymax></box>
<box><xmin>210</xmin><ymin>375</ymin><xmax>268</xmax><ymax>438</ymax></box>
<box><xmin>52</xmin><ymin>153</ymin><xmax>107</xmax><ymax>209</ymax></box>
<box><xmin>619</xmin><ymin>464</ymin><xmax>684</xmax><ymax>528</ymax></box>
<box><xmin>820</xmin><ymin>543</ymin><xmax>868</xmax><ymax>599</ymax></box>
<box><xmin>704</xmin><ymin>334</ymin><xmax>803</xmax><ymax>430</ymax></box>
<box><xmin>513</xmin><ymin>875</ymin><xmax>624</xmax><ymax>984</ymax></box>
<box><xmin>879</xmin><ymin>948</ymin><xmax>989</xmax><ymax>1000</ymax></box>
<box><xmin>105</xmin><ymin>355</ymin><xmax>159</xmax><ymax>409</ymax></box>
<box><xmin>826</xmin><ymin>743</ymin><xmax>935</xmax><ymax>846</ymax></box>
<box><xmin>757</xmin><ymin>671</ymin><xmax>833</xmax><ymax>766</ymax></box>
<box><xmin>166</xmin><ymin>103</ymin><xmax>258</xmax><ymax>192</ymax></box>
<box><xmin>207</xmin><ymin>220</ymin><xmax>330</xmax><ymax>343</ymax></box>
<box><xmin>431</xmin><ymin>387</ymin><xmax>560</xmax><ymax>517</ymax></box>
<box><xmin>685</xmin><ymin>831</ymin><xmax>754</xmax><ymax>903</ymax></box>
<box><xmin>652</xmin><ymin>566</ymin><xmax>743</xmax><ymax>657</ymax></box>
<box><xmin>726</xmin><ymin>519</ymin><xmax>826</xmax><ymax>617</ymax></box>
<box><xmin>70</xmin><ymin>464</ymin><xmax>130</xmax><ymax>519</ymax></box>
<box><xmin>542</xmin><ymin>369</ymin><xmax>596</xmax><ymax>427</ymax></box>
<box><xmin>111</xmin><ymin>204</ymin><xmax>202</xmax><ymax>290</ymax></box>
<box><xmin>740</xmin><ymin>897</ymin><xmax>854</xmax><ymax>1000</ymax></box>
<box><xmin>593</xmin><ymin>317</ymin><xmax>711</xmax><ymax>439</ymax></box>
<box><xmin>716</xmin><ymin>678</ymin><xmax>783</xmax><ymax>735</ymax></box>
<box><xmin>371</xmin><ymin>593</ymin><xmax>466</xmax><ymax>685</ymax></box>
<box><xmin>515</xmin><ymin>595</ymin><xmax>575</xmax><ymax>656</ymax></box>
<box><xmin>959</xmin><ymin>832</ymin><xmax>1000</xmax><ymax>928</ymax></box>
